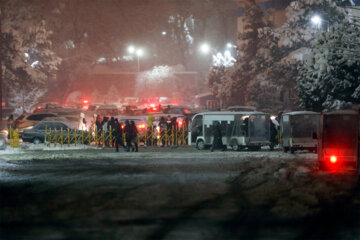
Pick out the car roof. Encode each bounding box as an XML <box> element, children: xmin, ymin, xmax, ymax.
<box><xmin>36</xmin><ymin>120</ymin><xmax>69</xmax><ymax>126</ymax></box>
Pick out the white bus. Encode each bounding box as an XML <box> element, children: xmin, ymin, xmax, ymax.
<box><xmin>280</xmin><ymin>111</ymin><xmax>320</xmax><ymax>153</ymax></box>
<box><xmin>189</xmin><ymin>111</ymin><xmax>271</xmax><ymax>151</ymax></box>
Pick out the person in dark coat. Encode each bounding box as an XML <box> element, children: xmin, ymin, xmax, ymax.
<box><xmin>159</xmin><ymin>117</ymin><xmax>167</xmax><ymax>147</ymax></box>
<box><xmin>7</xmin><ymin>115</ymin><xmax>14</xmax><ymax>139</ymax></box>
<box><xmin>270</xmin><ymin>120</ymin><xmax>278</xmax><ymax>151</ymax></box>
<box><xmin>211</xmin><ymin>121</ymin><xmax>225</xmax><ymax>152</ymax></box>
<box><xmin>171</xmin><ymin>117</ymin><xmax>178</xmax><ymax>146</ymax></box>
<box><xmin>124</xmin><ymin>120</ymin><xmax>132</xmax><ymax>152</ymax></box>
<box><xmin>130</xmin><ymin>121</ymin><xmax>138</xmax><ymax>152</ymax></box>
<box><xmin>95</xmin><ymin>115</ymin><xmax>102</xmax><ymax>132</ymax></box>
<box><xmin>114</xmin><ymin>119</ymin><xmax>125</xmax><ymax>152</ymax></box>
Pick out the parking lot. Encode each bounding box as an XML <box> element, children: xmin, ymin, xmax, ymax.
<box><xmin>1</xmin><ymin>148</ymin><xmax>360</xmax><ymax>240</ymax></box>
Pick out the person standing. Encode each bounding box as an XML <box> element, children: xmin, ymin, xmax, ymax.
<box><xmin>124</xmin><ymin>120</ymin><xmax>132</xmax><ymax>152</ymax></box>
<box><xmin>78</xmin><ymin>112</ymin><xmax>87</xmax><ymax>131</ymax></box>
<box><xmin>211</xmin><ymin>121</ymin><xmax>225</xmax><ymax>152</ymax></box>
<box><xmin>7</xmin><ymin>115</ymin><xmax>14</xmax><ymax>139</ymax></box>
<box><xmin>159</xmin><ymin>117</ymin><xmax>167</xmax><ymax>147</ymax></box>
<box><xmin>166</xmin><ymin>115</ymin><xmax>172</xmax><ymax>146</ymax></box>
<box><xmin>171</xmin><ymin>117</ymin><xmax>178</xmax><ymax>147</ymax></box>
<box><xmin>270</xmin><ymin>120</ymin><xmax>278</xmax><ymax>151</ymax></box>
<box><xmin>114</xmin><ymin>119</ymin><xmax>125</xmax><ymax>152</ymax></box>
<box><xmin>130</xmin><ymin>121</ymin><xmax>138</xmax><ymax>152</ymax></box>
<box><xmin>147</xmin><ymin>114</ymin><xmax>154</xmax><ymax>146</ymax></box>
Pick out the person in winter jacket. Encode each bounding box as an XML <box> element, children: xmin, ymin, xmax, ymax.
<box><xmin>170</xmin><ymin>117</ymin><xmax>178</xmax><ymax>146</ymax></box>
<box><xmin>91</xmin><ymin>114</ymin><xmax>97</xmax><ymax>132</ymax></box>
<box><xmin>159</xmin><ymin>117</ymin><xmax>167</xmax><ymax>147</ymax></box>
<box><xmin>130</xmin><ymin>121</ymin><xmax>138</xmax><ymax>152</ymax></box>
<box><xmin>78</xmin><ymin>112</ymin><xmax>87</xmax><ymax>131</ymax></box>
<box><xmin>211</xmin><ymin>121</ymin><xmax>225</xmax><ymax>152</ymax></box>
<box><xmin>114</xmin><ymin>119</ymin><xmax>125</xmax><ymax>152</ymax></box>
<box><xmin>108</xmin><ymin>117</ymin><xmax>116</xmax><ymax>131</ymax></box>
<box><xmin>7</xmin><ymin>115</ymin><xmax>14</xmax><ymax>139</ymax></box>
<box><xmin>269</xmin><ymin>120</ymin><xmax>278</xmax><ymax>151</ymax></box>
<box><xmin>124</xmin><ymin>120</ymin><xmax>132</xmax><ymax>152</ymax></box>
<box><xmin>95</xmin><ymin>115</ymin><xmax>102</xmax><ymax>131</ymax></box>
<box><xmin>147</xmin><ymin>114</ymin><xmax>154</xmax><ymax>146</ymax></box>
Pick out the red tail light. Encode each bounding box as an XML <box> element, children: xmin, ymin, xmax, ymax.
<box><xmin>83</xmin><ymin>99</ymin><xmax>89</xmax><ymax>104</ymax></box>
<box><xmin>178</xmin><ymin>120</ymin><xmax>183</xmax><ymax>126</ymax></box>
<box><xmin>330</xmin><ymin>155</ymin><xmax>337</xmax><ymax>164</ymax></box>
<box><xmin>153</xmin><ymin>107</ymin><xmax>157</xmax><ymax>111</ymax></box>
<box><xmin>37</xmin><ymin>106</ymin><xmax>42</xmax><ymax>110</ymax></box>
<box><xmin>121</xmin><ymin>125</ymin><xmax>124</xmax><ymax>129</ymax></box>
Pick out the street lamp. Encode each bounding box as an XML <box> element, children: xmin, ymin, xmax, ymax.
<box><xmin>127</xmin><ymin>45</ymin><xmax>144</xmax><ymax>72</ymax></box>
<box><xmin>127</xmin><ymin>45</ymin><xmax>135</xmax><ymax>54</ymax></box>
<box><xmin>200</xmin><ymin>43</ymin><xmax>211</xmax><ymax>55</ymax></box>
<box><xmin>311</xmin><ymin>15</ymin><xmax>329</xmax><ymax>32</ymax></box>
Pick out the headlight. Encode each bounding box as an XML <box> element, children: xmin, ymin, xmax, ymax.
<box><xmin>24</xmin><ymin>126</ymin><xmax>33</xmax><ymax>130</ymax></box>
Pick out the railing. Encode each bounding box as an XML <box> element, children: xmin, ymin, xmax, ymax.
<box><xmin>8</xmin><ymin>126</ymin><xmax>189</xmax><ymax>149</ymax></box>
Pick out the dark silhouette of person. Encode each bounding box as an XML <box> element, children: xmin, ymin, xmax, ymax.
<box><xmin>211</xmin><ymin>121</ymin><xmax>225</xmax><ymax>152</ymax></box>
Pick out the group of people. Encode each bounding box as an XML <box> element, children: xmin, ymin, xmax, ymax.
<box><xmin>89</xmin><ymin>114</ymin><xmax>139</xmax><ymax>152</ymax></box>
<box><xmin>146</xmin><ymin>114</ymin><xmax>181</xmax><ymax>147</ymax></box>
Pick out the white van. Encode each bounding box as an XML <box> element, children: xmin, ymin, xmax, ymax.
<box><xmin>189</xmin><ymin>111</ymin><xmax>270</xmax><ymax>151</ymax></box>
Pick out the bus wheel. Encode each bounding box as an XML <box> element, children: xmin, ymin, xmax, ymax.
<box><xmin>290</xmin><ymin>148</ymin><xmax>295</xmax><ymax>154</ymax></box>
<box><xmin>283</xmin><ymin>147</ymin><xmax>289</xmax><ymax>153</ymax></box>
<box><xmin>196</xmin><ymin>140</ymin><xmax>205</xmax><ymax>150</ymax></box>
<box><xmin>231</xmin><ymin>140</ymin><xmax>240</xmax><ymax>151</ymax></box>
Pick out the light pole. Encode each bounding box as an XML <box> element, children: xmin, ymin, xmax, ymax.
<box><xmin>127</xmin><ymin>45</ymin><xmax>144</xmax><ymax>72</ymax></box>
<box><xmin>136</xmin><ymin>49</ymin><xmax>144</xmax><ymax>72</ymax></box>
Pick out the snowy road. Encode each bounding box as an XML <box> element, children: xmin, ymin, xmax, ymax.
<box><xmin>0</xmin><ymin>149</ymin><xmax>360</xmax><ymax>240</ymax></box>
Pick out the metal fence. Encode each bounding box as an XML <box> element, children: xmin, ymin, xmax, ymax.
<box><xmin>8</xmin><ymin>126</ymin><xmax>189</xmax><ymax>148</ymax></box>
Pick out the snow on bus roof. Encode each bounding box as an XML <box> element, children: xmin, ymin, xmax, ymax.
<box><xmin>324</xmin><ymin>110</ymin><xmax>358</xmax><ymax>115</ymax></box>
<box><xmin>283</xmin><ymin>111</ymin><xmax>320</xmax><ymax>116</ymax></box>
<box><xmin>194</xmin><ymin>111</ymin><xmax>267</xmax><ymax>115</ymax></box>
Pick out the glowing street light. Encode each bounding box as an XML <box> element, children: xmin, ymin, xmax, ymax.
<box><xmin>162</xmin><ymin>31</ymin><xmax>167</xmax><ymax>36</ymax></box>
<box><xmin>200</xmin><ymin>43</ymin><xmax>211</xmax><ymax>55</ymax></box>
<box><xmin>311</xmin><ymin>15</ymin><xmax>322</xmax><ymax>26</ymax></box>
<box><xmin>127</xmin><ymin>45</ymin><xmax>145</xmax><ymax>72</ymax></box>
<box><xmin>127</xmin><ymin>45</ymin><xmax>135</xmax><ymax>54</ymax></box>
<box><xmin>311</xmin><ymin>15</ymin><xmax>329</xmax><ymax>32</ymax></box>
<box><xmin>136</xmin><ymin>48</ymin><xmax>144</xmax><ymax>57</ymax></box>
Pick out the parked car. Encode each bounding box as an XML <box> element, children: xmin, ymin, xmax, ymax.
<box><xmin>22</xmin><ymin>120</ymin><xmax>77</xmax><ymax>144</ymax></box>
<box><xmin>96</xmin><ymin>105</ymin><xmax>119</xmax><ymax>116</ymax></box>
<box><xmin>16</xmin><ymin>113</ymin><xmax>58</xmax><ymax>133</ymax></box>
<box><xmin>0</xmin><ymin>134</ymin><xmax>6</xmax><ymax>150</ymax></box>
